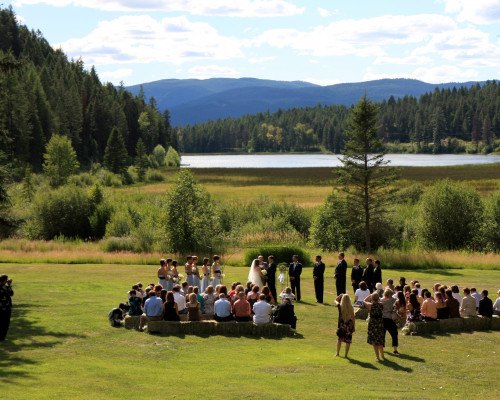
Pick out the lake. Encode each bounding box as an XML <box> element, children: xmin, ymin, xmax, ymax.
<box><xmin>181</xmin><ymin>153</ymin><xmax>500</xmax><ymax>168</ymax></box>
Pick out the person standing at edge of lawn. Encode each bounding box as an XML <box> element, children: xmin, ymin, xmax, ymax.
<box><xmin>313</xmin><ymin>255</ymin><xmax>325</xmax><ymax>303</ymax></box>
<box><xmin>334</xmin><ymin>252</ymin><xmax>347</xmax><ymax>296</ymax></box>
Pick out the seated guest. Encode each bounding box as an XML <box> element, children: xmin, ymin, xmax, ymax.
<box><xmin>386</xmin><ymin>279</ymin><xmax>395</xmax><ymax>291</ymax></box>
<box><xmin>435</xmin><ymin>292</ymin><xmax>448</xmax><ymax>319</ymax></box>
<box><xmin>478</xmin><ymin>290</ymin><xmax>493</xmax><ymax>317</ymax></box>
<box><xmin>139</xmin><ymin>290</ymin><xmax>164</xmax><ymax>330</ymax></box>
<box><xmin>451</xmin><ymin>285</ymin><xmax>462</xmax><ymax>307</ymax></box>
<box><xmin>247</xmin><ymin>285</ymin><xmax>260</xmax><ymax>310</ymax></box>
<box><xmin>163</xmin><ymin>291</ymin><xmax>180</xmax><ymax>321</ymax></box>
<box><xmin>180</xmin><ymin>281</ymin><xmax>189</xmax><ymax>297</ymax></box>
<box><xmin>193</xmin><ymin>286</ymin><xmax>205</xmax><ymax>313</ymax></box>
<box><xmin>273</xmin><ymin>298</ymin><xmax>297</xmax><ymax>329</ymax></box>
<box><xmin>137</xmin><ymin>282</ymin><xmax>145</xmax><ymax>297</ymax></box>
<box><xmin>154</xmin><ymin>284</ymin><xmax>163</xmax><ymax>297</ymax></box>
<box><xmin>108</xmin><ymin>306</ymin><xmax>124</xmax><ymax>327</ymax></box>
<box><xmin>415</xmin><ymin>282</ymin><xmax>422</xmax><ymax>296</ymax></box>
<box><xmin>214</xmin><ymin>293</ymin><xmax>233</xmax><ymax>322</ymax></box>
<box><xmin>244</xmin><ymin>281</ymin><xmax>253</xmax><ymax>295</ymax></box>
<box><xmin>375</xmin><ymin>283</ymin><xmax>384</xmax><ymax>298</ymax></box>
<box><xmin>128</xmin><ymin>290</ymin><xmax>143</xmax><ymax>316</ymax></box>
<box><xmin>470</xmin><ymin>288</ymin><xmax>481</xmax><ymax>310</ymax></box>
<box><xmin>432</xmin><ymin>283</ymin><xmax>441</xmax><ymax>297</ymax></box>
<box><xmin>445</xmin><ymin>289</ymin><xmax>460</xmax><ymax>318</ymax></box>
<box><xmin>173</xmin><ymin>285</ymin><xmax>187</xmax><ymax>314</ymax></box>
<box><xmin>262</xmin><ymin>286</ymin><xmax>275</xmax><ymax>305</ymax></box>
<box><xmin>494</xmin><ymin>290</ymin><xmax>500</xmax><ymax>316</ymax></box>
<box><xmin>232</xmin><ymin>292</ymin><xmax>252</xmax><ymax>322</ymax></box>
<box><xmin>460</xmin><ymin>287</ymin><xmax>476</xmax><ymax>317</ymax></box>
<box><xmin>228</xmin><ymin>282</ymin><xmax>237</xmax><ymax>299</ymax></box>
<box><xmin>232</xmin><ymin>285</ymin><xmax>245</xmax><ymax>303</ymax></box>
<box><xmin>187</xmin><ymin>293</ymin><xmax>201</xmax><ymax>321</ymax></box>
<box><xmin>142</xmin><ymin>288</ymin><xmax>152</xmax><ymax>306</ymax></box>
<box><xmin>421</xmin><ymin>291</ymin><xmax>437</xmax><ymax>321</ymax></box>
<box><xmin>203</xmin><ymin>286</ymin><xmax>216</xmax><ymax>315</ymax></box>
<box><xmin>354</xmin><ymin>281</ymin><xmax>370</xmax><ymax>306</ymax></box>
<box><xmin>399</xmin><ymin>277</ymin><xmax>406</xmax><ymax>288</ymax></box>
<box><xmin>279</xmin><ymin>287</ymin><xmax>295</xmax><ymax>303</ymax></box>
<box><xmin>160</xmin><ymin>289</ymin><xmax>168</xmax><ymax>303</ymax></box>
<box><xmin>253</xmin><ymin>294</ymin><xmax>272</xmax><ymax>325</ymax></box>
<box><xmin>128</xmin><ymin>284</ymin><xmax>141</xmax><ymax>299</ymax></box>
<box><xmin>406</xmin><ymin>293</ymin><xmax>422</xmax><ymax>323</ymax></box>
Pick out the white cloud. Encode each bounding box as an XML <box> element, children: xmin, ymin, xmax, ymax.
<box><xmin>99</xmin><ymin>68</ymin><xmax>133</xmax><ymax>81</ymax></box>
<box><xmin>254</xmin><ymin>14</ymin><xmax>457</xmax><ymax>57</ymax></box>
<box><xmin>188</xmin><ymin>65</ymin><xmax>239</xmax><ymax>78</ymax></box>
<box><xmin>363</xmin><ymin>66</ymin><xmax>478</xmax><ymax>84</ymax></box>
<box><xmin>374</xmin><ymin>55</ymin><xmax>434</xmax><ymax>65</ymax></box>
<box><xmin>248</xmin><ymin>56</ymin><xmax>275</xmax><ymax>63</ymax></box>
<box><xmin>442</xmin><ymin>0</ymin><xmax>500</xmax><ymax>24</ymax></box>
<box><xmin>318</xmin><ymin>8</ymin><xmax>338</xmax><ymax>17</ymax></box>
<box><xmin>56</xmin><ymin>15</ymin><xmax>245</xmax><ymax>65</ymax></box>
<box><xmin>14</xmin><ymin>0</ymin><xmax>304</xmax><ymax>17</ymax></box>
<box><xmin>303</xmin><ymin>77</ymin><xmax>341</xmax><ymax>86</ymax></box>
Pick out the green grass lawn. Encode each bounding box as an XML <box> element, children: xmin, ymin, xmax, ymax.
<box><xmin>1</xmin><ymin>263</ymin><xmax>500</xmax><ymax>399</ymax></box>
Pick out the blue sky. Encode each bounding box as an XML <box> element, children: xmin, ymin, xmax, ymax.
<box><xmin>7</xmin><ymin>0</ymin><xmax>500</xmax><ymax>86</ymax></box>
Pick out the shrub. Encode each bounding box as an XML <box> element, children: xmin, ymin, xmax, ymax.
<box><xmin>68</xmin><ymin>172</ymin><xmax>96</xmax><ymax>188</ymax></box>
<box><xmin>102</xmin><ymin>236</ymin><xmax>135</xmax><ymax>252</ymax></box>
<box><xmin>151</xmin><ymin>144</ymin><xmax>167</xmax><ymax>167</ymax></box>
<box><xmin>481</xmin><ymin>190</ymin><xmax>500</xmax><ymax>252</ymax></box>
<box><xmin>165</xmin><ymin>146</ymin><xmax>181</xmax><ymax>167</ymax></box>
<box><xmin>395</xmin><ymin>184</ymin><xmax>424</xmax><ymax>204</ymax></box>
<box><xmin>124</xmin><ymin>166</ymin><xmax>138</xmax><ymax>185</ymax></box>
<box><xmin>105</xmin><ymin>209</ymin><xmax>134</xmax><ymax>237</ymax></box>
<box><xmin>244</xmin><ymin>245</ymin><xmax>311</xmax><ymax>268</ymax></box>
<box><xmin>145</xmin><ymin>168</ymin><xmax>165</xmax><ymax>182</ymax></box>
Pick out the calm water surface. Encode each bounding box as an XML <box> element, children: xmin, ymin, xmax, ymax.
<box><xmin>181</xmin><ymin>154</ymin><xmax>500</xmax><ymax>168</ymax></box>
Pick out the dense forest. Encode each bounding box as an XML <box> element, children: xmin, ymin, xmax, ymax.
<box><xmin>178</xmin><ymin>82</ymin><xmax>500</xmax><ymax>154</ymax></box>
<box><xmin>0</xmin><ymin>7</ymin><xmax>177</xmax><ymax>175</ymax></box>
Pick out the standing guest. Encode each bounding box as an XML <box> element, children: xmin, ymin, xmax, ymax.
<box><xmin>203</xmin><ymin>286</ymin><xmax>216</xmax><ymax>316</ymax></box>
<box><xmin>470</xmin><ymin>288</ymin><xmax>482</xmax><ymax>310</ymax></box>
<box><xmin>313</xmin><ymin>255</ymin><xmax>325</xmax><ymax>303</ymax></box>
<box><xmin>253</xmin><ymin>294</ymin><xmax>272</xmax><ymax>325</ymax></box>
<box><xmin>187</xmin><ymin>293</ymin><xmax>201</xmax><ymax>321</ymax></box>
<box><xmin>335</xmin><ymin>294</ymin><xmax>355</xmax><ymax>358</ymax></box>
<box><xmin>406</xmin><ymin>293</ymin><xmax>422</xmax><ymax>323</ymax></box>
<box><xmin>266</xmin><ymin>255</ymin><xmax>278</xmax><ymax>302</ymax></box>
<box><xmin>386</xmin><ymin>279</ymin><xmax>395</xmax><ymax>292</ymax></box>
<box><xmin>478</xmin><ymin>290</ymin><xmax>493</xmax><ymax>317</ymax></box>
<box><xmin>363</xmin><ymin>258</ymin><xmax>375</xmax><ymax>293</ymax></box>
<box><xmin>351</xmin><ymin>258</ymin><xmax>364</xmax><ymax>292</ymax></box>
<box><xmin>191</xmin><ymin>256</ymin><xmax>201</xmax><ymax>289</ymax></box>
<box><xmin>460</xmin><ymin>288</ymin><xmax>476</xmax><ymax>317</ymax></box>
<box><xmin>0</xmin><ymin>275</ymin><xmax>14</xmax><ymax>341</ymax></box>
<box><xmin>247</xmin><ymin>285</ymin><xmax>260</xmax><ymax>311</ymax></box>
<box><xmin>273</xmin><ymin>298</ymin><xmax>297</xmax><ymax>329</ymax></box>
<box><xmin>451</xmin><ymin>285</ymin><xmax>463</xmax><ymax>307</ymax></box>
<box><xmin>139</xmin><ymin>290</ymin><xmax>164</xmax><ymax>330</ymax></box>
<box><xmin>354</xmin><ymin>281</ymin><xmax>370</xmax><ymax>306</ymax></box>
<box><xmin>394</xmin><ymin>292</ymin><xmax>407</xmax><ymax>328</ymax></box>
<box><xmin>212</xmin><ymin>255</ymin><xmax>222</xmax><ymax>287</ymax></box>
<box><xmin>193</xmin><ymin>287</ymin><xmax>205</xmax><ymax>313</ymax></box>
<box><xmin>158</xmin><ymin>259</ymin><xmax>169</xmax><ymax>290</ymax></box>
<box><xmin>334</xmin><ymin>252</ymin><xmax>347</xmax><ymax>296</ymax></box>
<box><xmin>163</xmin><ymin>291</ymin><xmax>180</xmax><ymax>321</ymax></box>
<box><xmin>375</xmin><ymin>283</ymin><xmax>384</xmax><ymax>298</ymax></box>
<box><xmin>200</xmin><ymin>258</ymin><xmax>211</xmax><ymax>293</ymax></box>
<box><xmin>279</xmin><ymin>287</ymin><xmax>295</xmax><ymax>303</ymax></box>
<box><xmin>364</xmin><ymin>293</ymin><xmax>385</xmax><ymax>361</ymax></box>
<box><xmin>128</xmin><ymin>290</ymin><xmax>143</xmax><ymax>316</ymax></box>
<box><xmin>288</xmin><ymin>255</ymin><xmax>303</xmax><ymax>302</ymax></box>
<box><xmin>373</xmin><ymin>260</ymin><xmax>382</xmax><ymax>288</ymax></box>
<box><xmin>214</xmin><ymin>293</ymin><xmax>232</xmax><ymax>322</ymax></box>
<box><xmin>421</xmin><ymin>291</ymin><xmax>438</xmax><ymax>321</ymax></box>
<box><xmin>445</xmin><ymin>289</ymin><xmax>460</xmax><ymax>318</ymax></box>
<box><xmin>172</xmin><ymin>285</ymin><xmax>187</xmax><ymax>314</ymax></box>
<box><xmin>232</xmin><ymin>291</ymin><xmax>252</xmax><ymax>322</ymax></box>
<box><xmin>185</xmin><ymin>256</ymin><xmax>193</xmax><ymax>287</ymax></box>
<box><xmin>493</xmin><ymin>290</ymin><xmax>500</xmax><ymax>316</ymax></box>
<box><xmin>261</xmin><ymin>286</ymin><xmax>275</xmax><ymax>305</ymax></box>
<box><xmin>435</xmin><ymin>293</ymin><xmax>448</xmax><ymax>319</ymax></box>
<box><xmin>381</xmin><ymin>289</ymin><xmax>399</xmax><ymax>354</ymax></box>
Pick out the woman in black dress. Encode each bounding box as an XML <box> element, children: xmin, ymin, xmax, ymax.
<box><xmin>163</xmin><ymin>291</ymin><xmax>180</xmax><ymax>321</ymax></box>
<box><xmin>364</xmin><ymin>292</ymin><xmax>385</xmax><ymax>361</ymax></box>
<box><xmin>335</xmin><ymin>294</ymin><xmax>355</xmax><ymax>358</ymax></box>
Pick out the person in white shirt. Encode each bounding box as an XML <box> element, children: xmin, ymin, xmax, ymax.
<box><xmin>354</xmin><ymin>281</ymin><xmax>370</xmax><ymax>306</ymax></box>
<box><xmin>460</xmin><ymin>287</ymin><xmax>476</xmax><ymax>317</ymax></box>
<box><xmin>451</xmin><ymin>285</ymin><xmax>462</xmax><ymax>307</ymax></box>
<box><xmin>173</xmin><ymin>285</ymin><xmax>187</xmax><ymax>314</ymax></box>
<box><xmin>253</xmin><ymin>294</ymin><xmax>272</xmax><ymax>324</ymax></box>
<box><xmin>493</xmin><ymin>290</ymin><xmax>500</xmax><ymax>316</ymax></box>
<box><xmin>470</xmin><ymin>288</ymin><xmax>482</xmax><ymax>309</ymax></box>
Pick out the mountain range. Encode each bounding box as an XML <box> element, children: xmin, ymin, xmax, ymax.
<box><xmin>126</xmin><ymin>78</ymin><xmax>485</xmax><ymax>126</ymax></box>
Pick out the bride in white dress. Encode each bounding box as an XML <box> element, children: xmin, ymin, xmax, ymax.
<box><xmin>248</xmin><ymin>259</ymin><xmax>264</xmax><ymax>288</ymax></box>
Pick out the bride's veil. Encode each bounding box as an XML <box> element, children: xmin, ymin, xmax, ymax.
<box><xmin>248</xmin><ymin>259</ymin><xmax>259</xmax><ymax>282</ymax></box>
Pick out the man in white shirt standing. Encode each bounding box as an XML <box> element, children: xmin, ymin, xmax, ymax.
<box><xmin>253</xmin><ymin>294</ymin><xmax>272</xmax><ymax>324</ymax></box>
<box><xmin>460</xmin><ymin>287</ymin><xmax>477</xmax><ymax>317</ymax></box>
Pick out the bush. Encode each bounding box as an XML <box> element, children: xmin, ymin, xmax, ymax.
<box><xmin>124</xmin><ymin>166</ymin><xmax>138</xmax><ymax>185</ymax></box>
<box><xmin>151</xmin><ymin>144</ymin><xmax>167</xmax><ymax>167</ymax></box>
<box><xmin>105</xmin><ymin>209</ymin><xmax>134</xmax><ymax>237</ymax></box>
<box><xmin>244</xmin><ymin>245</ymin><xmax>311</xmax><ymax>268</ymax></box>
<box><xmin>481</xmin><ymin>190</ymin><xmax>500</xmax><ymax>252</ymax></box>
<box><xmin>395</xmin><ymin>184</ymin><xmax>424</xmax><ymax>204</ymax></box>
<box><xmin>165</xmin><ymin>146</ymin><xmax>181</xmax><ymax>167</ymax></box>
<box><xmin>102</xmin><ymin>236</ymin><xmax>135</xmax><ymax>252</ymax></box>
<box><xmin>418</xmin><ymin>180</ymin><xmax>484</xmax><ymax>250</ymax></box>
<box><xmin>69</xmin><ymin>172</ymin><xmax>96</xmax><ymax>188</ymax></box>
<box><xmin>145</xmin><ymin>168</ymin><xmax>165</xmax><ymax>182</ymax></box>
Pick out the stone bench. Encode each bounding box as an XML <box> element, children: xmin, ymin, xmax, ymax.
<box><xmin>403</xmin><ymin>315</ymin><xmax>500</xmax><ymax>335</ymax></box>
<box><xmin>146</xmin><ymin>320</ymin><xmax>294</xmax><ymax>338</ymax></box>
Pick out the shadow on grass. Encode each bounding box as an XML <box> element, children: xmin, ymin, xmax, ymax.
<box><xmin>380</xmin><ymin>358</ymin><xmax>413</xmax><ymax>372</ymax></box>
<box><xmin>347</xmin><ymin>358</ymin><xmax>379</xmax><ymax>370</ymax></box>
<box><xmin>395</xmin><ymin>269</ymin><xmax>463</xmax><ymax>277</ymax></box>
<box><xmin>388</xmin><ymin>352</ymin><xmax>425</xmax><ymax>362</ymax></box>
<box><xmin>149</xmin><ymin>332</ymin><xmax>304</xmax><ymax>340</ymax></box>
<box><xmin>0</xmin><ymin>302</ymin><xmax>85</xmax><ymax>382</ymax></box>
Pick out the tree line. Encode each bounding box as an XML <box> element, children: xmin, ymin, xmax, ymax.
<box><xmin>0</xmin><ymin>6</ymin><xmax>178</xmax><ymax>176</ymax></box>
<box><xmin>178</xmin><ymin>83</ymin><xmax>500</xmax><ymax>154</ymax></box>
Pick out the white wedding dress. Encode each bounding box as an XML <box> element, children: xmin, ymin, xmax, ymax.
<box><xmin>248</xmin><ymin>259</ymin><xmax>264</xmax><ymax>288</ymax></box>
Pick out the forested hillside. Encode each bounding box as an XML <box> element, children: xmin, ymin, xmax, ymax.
<box><xmin>178</xmin><ymin>82</ymin><xmax>500</xmax><ymax>154</ymax></box>
<box><xmin>0</xmin><ymin>7</ymin><xmax>177</xmax><ymax>173</ymax></box>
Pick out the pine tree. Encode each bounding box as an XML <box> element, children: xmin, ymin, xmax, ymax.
<box><xmin>135</xmin><ymin>138</ymin><xmax>148</xmax><ymax>181</ymax></box>
<box><xmin>22</xmin><ymin>165</ymin><xmax>35</xmax><ymax>202</ymax></box>
<box><xmin>103</xmin><ymin>126</ymin><xmax>128</xmax><ymax>174</ymax></box>
<box><xmin>337</xmin><ymin>94</ymin><xmax>399</xmax><ymax>251</ymax></box>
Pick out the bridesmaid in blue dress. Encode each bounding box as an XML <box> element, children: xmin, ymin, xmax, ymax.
<box><xmin>211</xmin><ymin>255</ymin><xmax>222</xmax><ymax>287</ymax></box>
<box><xmin>191</xmin><ymin>256</ymin><xmax>201</xmax><ymax>288</ymax></box>
<box><xmin>185</xmin><ymin>256</ymin><xmax>193</xmax><ymax>287</ymax></box>
<box><xmin>171</xmin><ymin>260</ymin><xmax>180</xmax><ymax>286</ymax></box>
<box><xmin>201</xmin><ymin>258</ymin><xmax>211</xmax><ymax>293</ymax></box>
<box><xmin>158</xmin><ymin>259</ymin><xmax>169</xmax><ymax>290</ymax></box>
<box><xmin>165</xmin><ymin>258</ymin><xmax>174</xmax><ymax>291</ymax></box>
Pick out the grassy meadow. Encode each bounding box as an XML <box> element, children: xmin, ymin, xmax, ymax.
<box><xmin>1</xmin><ymin>263</ymin><xmax>500</xmax><ymax>399</ymax></box>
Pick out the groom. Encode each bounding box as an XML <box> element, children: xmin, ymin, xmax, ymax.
<box><xmin>288</xmin><ymin>255</ymin><xmax>302</xmax><ymax>302</ymax></box>
<box><xmin>266</xmin><ymin>255</ymin><xmax>277</xmax><ymax>301</ymax></box>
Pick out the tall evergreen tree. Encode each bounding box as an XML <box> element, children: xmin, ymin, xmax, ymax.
<box><xmin>337</xmin><ymin>94</ymin><xmax>399</xmax><ymax>251</ymax></box>
<box><xmin>135</xmin><ymin>138</ymin><xmax>148</xmax><ymax>181</ymax></box>
<box><xmin>103</xmin><ymin>126</ymin><xmax>128</xmax><ymax>174</ymax></box>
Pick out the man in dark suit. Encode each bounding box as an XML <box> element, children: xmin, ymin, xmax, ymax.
<box><xmin>373</xmin><ymin>259</ymin><xmax>382</xmax><ymax>287</ymax></box>
<box><xmin>334</xmin><ymin>252</ymin><xmax>347</xmax><ymax>296</ymax></box>
<box><xmin>350</xmin><ymin>258</ymin><xmax>363</xmax><ymax>293</ymax></box>
<box><xmin>363</xmin><ymin>258</ymin><xmax>375</xmax><ymax>292</ymax></box>
<box><xmin>288</xmin><ymin>255</ymin><xmax>302</xmax><ymax>301</ymax></box>
<box><xmin>313</xmin><ymin>255</ymin><xmax>325</xmax><ymax>303</ymax></box>
<box><xmin>266</xmin><ymin>255</ymin><xmax>277</xmax><ymax>302</ymax></box>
